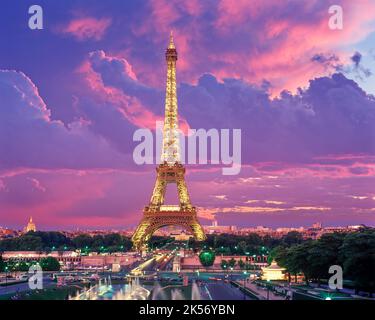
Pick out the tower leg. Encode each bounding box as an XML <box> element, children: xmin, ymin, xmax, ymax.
<box><xmin>190</xmin><ymin>220</ymin><xmax>206</xmax><ymax>241</ymax></box>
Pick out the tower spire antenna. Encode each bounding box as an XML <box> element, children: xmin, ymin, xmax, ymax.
<box><xmin>168</xmin><ymin>30</ymin><xmax>175</xmax><ymax>49</ymax></box>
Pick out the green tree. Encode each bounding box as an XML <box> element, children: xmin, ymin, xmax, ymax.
<box><xmin>228</xmin><ymin>258</ymin><xmax>236</xmax><ymax>269</ymax></box>
<box><xmin>340</xmin><ymin>230</ymin><xmax>375</xmax><ymax>296</ymax></box>
<box><xmin>237</xmin><ymin>241</ymin><xmax>247</xmax><ymax>255</ymax></box>
<box><xmin>0</xmin><ymin>255</ymin><xmax>5</xmax><ymax>272</ymax></box>
<box><xmin>199</xmin><ymin>250</ymin><xmax>216</xmax><ymax>267</ymax></box>
<box><xmin>285</xmin><ymin>242</ymin><xmax>314</xmax><ymax>284</ymax></box>
<box><xmin>307</xmin><ymin>233</ymin><xmax>345</xmax><ymax>286</ymax></box>
<box><xmin>103</xmin><ymin>233</ymin><xmax>122</xmax><ymax>247</ymax></box>
<box><xmin>238</xmin><ymin>259</ymin><xmax>245</xmax><ymax>270</ymax></box>
<box><xmin>16</xmin><ymin>261</ymin><xmax>30</xmax><ymax>272</ymax></box>
<box><xmin>72</xmin><ymin>234</ymin><xmax>93</xmax><ymax>249</ymax></box>
<box><xmin>221</xmin><ymin>259</ymin><xmax>228</xmax><ymax>270</ymax></box>
<box><xmin>17</xmin><ymin>235</ymin><xmax>44</xmax><ymax>251</ymax></box>
<box><xmin>40</xmin><ymin>257</ymin><xmax>60</xmax><ymax>271</ymax></box>
<box><xmin>282</xmin><ymin>231</ymin><xmax>303</xmax><ymax>246</ymax></box>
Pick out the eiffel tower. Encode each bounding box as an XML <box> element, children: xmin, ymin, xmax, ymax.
<box><xmin>131</xmin><ymin>33</ymin><xmax>206</xmax><ymax>251</ymax></box>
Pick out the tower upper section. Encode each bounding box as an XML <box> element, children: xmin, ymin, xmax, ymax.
<box><xmin>161</xmin><ymin>32</ymin><xmax>180</xmax><ymax>164</ymax></box>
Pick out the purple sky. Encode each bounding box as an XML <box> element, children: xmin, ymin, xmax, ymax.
<box><xmin>0</xmin><ymin>0</ymin><xmax>375</xmax><ymax>230</ymax></box>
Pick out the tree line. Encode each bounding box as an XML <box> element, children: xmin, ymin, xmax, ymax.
<box><xmin>0</xmin><ymin>231</ymin><xmax>133</xmax><ymax>253</ymax></box>
<box><xmin>190</xmin><ymin>230</ymin><xmax>305</xmax><ymax>255</ymax></box>
<box><xmin>269</xmin><ymin>228</ymin><xmax>375</xmax><ymax>296</ymax></box>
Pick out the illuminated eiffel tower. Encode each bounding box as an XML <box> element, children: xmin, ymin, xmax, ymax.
<box><xmin>131</xmin><ymin>33</ymin><xmax>206</xmax><ymax>251</ymax></box>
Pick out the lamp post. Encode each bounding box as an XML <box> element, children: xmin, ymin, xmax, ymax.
<box><xmin>266</xmin><ymin>279</ymin><xmax>271</xmax><ymax>300</ymax></box>
<box><xmin>252</xmin><ymin>254</ymin><xmax>257</xmax><ymax>274</ymax></box>
<box><xmin>243</xmin><ymin>271</ymin><xmax>247</xmax><ymax>300</ymax></box>
<box><xmin>5</xmin><ymin>266</ymin><xmax>8</xmax><ymax>293</ymax></box>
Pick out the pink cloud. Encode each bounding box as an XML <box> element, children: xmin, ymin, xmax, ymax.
<box><xmin>77</xmin><ymin>50</ymin><xmax>192</xmax><ymax>133</ymax></box>
<box><xmin>27</xmin><ymin>177</ymin><xmax>47</xmax><ymax>192</ymax></box>
<box><xmin>78</xmin><ymin>59</ymin><xmax>161</xmax><ymax>130</ymax></box>
<box><xmin>129</xmin><ymin>0</ymin><xmax>375</xmax><ymax>95</ymax></box>
<box><xmin>61</xmin><ymin>17</ymin><xmax>112</xmax><ymax>41</ymax></box>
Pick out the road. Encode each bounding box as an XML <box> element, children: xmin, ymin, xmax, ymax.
<box><xmin>0</xmin><ymin>277</ymin><xmax>55</xmax><ymax>296</ymax></box>
<box><xmin>205</xmin><ymin>282</ymin><xmax>253</xmax><ymax>300</ymax></box>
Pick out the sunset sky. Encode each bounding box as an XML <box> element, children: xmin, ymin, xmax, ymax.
<box><xmin>0</xmin><ymin>0</ymin><xmax>375</xmax><ymax>230</ymax></box>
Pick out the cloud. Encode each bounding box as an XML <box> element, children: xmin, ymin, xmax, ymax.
<box><xmin>0</xmin><ymin>179</ymin><xmax>5</xmax><ymax>191</ymax></box>
<box><xmin>74</xmin><ymin>49</ymin><xmax>375</xmax><ymax>170</ymax></box>
<box><xmin>59</xmin><ymin>17</ymin><xmax>112</xmax><ymax>41</ymax></box>
<box><xmin>197</xmin><ymin>204</ymin><xmax>331</xmax><ymax>220</ymax></box>
<box><xmin>349</xmin><ymin>51</ymin><xmax>372</xmax><ymax>79</ymax></box>
<box><xmin>351</xmin><ymin>52</ymin><xmax>362</xmax><ymax>67</ymax></box>
<box><xmin>129</xmin><ymin>0</ymin><xmax>375</xmax><ymax>95</ymax></box>
<box><xmin>211</xmin><ymin>195</ymin><xmax>228</xmax><ymax>200</ymax></box>
<box><xmin>0</xmin><ymin>69</ymin><xmax>129</xmax><ymax>170</ymax></box>
<box><xmin>179</xmin><ymin>73</ymin><xmax>375</xmax><ymax>166</ymax></box>
<box><xmin>311</xmin><ymin>53</ymin><xmax>343</xmax><ymax>72</ymax></box>
<box><xmin>27</xmin><ymin>178</ymin><xmax>46</xmax><ymax>192</ymax></box>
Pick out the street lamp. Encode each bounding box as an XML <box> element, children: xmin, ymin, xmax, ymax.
<box><xmin>5</xmin><ymin>266</ymin><xmax>8</xmax><ymax>293</ymax></box>
<box><xmin>243</xmin><ymin>271</ymin><xmax>247</xmax><ymax>300</ymax></box>
<box><xmin>252</xmin><ymin>254</ymin><xmax>256</xmax><ymax>271</ymax></box>
<box><xmin>266</xmin><ymin>279</ymin><xmax>271</xmax><ymax>300</ymax></box>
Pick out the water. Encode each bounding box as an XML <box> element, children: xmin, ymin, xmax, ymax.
<box><xmin>171</xmin><ymin>289</ymin><xmax>185</xmax><ymax>300</ymax></box>
<box><xmin>70</xmin><ymin>276</ymin><xmax>150</xmax><ymax>300</ymax></box>
<box><xmin>191</xmin><ymin>282</ymin><xmax>201</xmax><ymax>300</ymax></box>
<box><xmin>151</xmin><ymin>282</ymin><xmax>167</xmax><ymax>300</ymax></box>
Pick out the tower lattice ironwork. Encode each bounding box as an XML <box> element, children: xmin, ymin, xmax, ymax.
<box><xmin>131</xmin><ymin>33</ymin><xmax>206</xmax><ymax>251</ymax></box>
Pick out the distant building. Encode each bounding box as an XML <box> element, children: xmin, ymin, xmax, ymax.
<box><xmin>24</xmin><ymin>217</ymin><xmax>36</xmax><ymax>233</ymax></box>
<box><xmin>0</xmin><ymin>227</ymin><xmax>17</xmax><ymax>239</ymax></box>
<box><xmin>312</xmin><ymin>222</ymin><xmax>322</xmax><ymax>229</ymax></box>
<box><xmin>204</xmin><ymin>221</ymin><xmax>237</xmax><ymax>234</ymax></box>
<box><xmin>171</xmin><ymin>230</ymin><xmax>193</xmax><ymax>241</ymax></box>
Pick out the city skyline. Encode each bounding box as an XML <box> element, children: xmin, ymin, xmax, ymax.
<box><xmin>1</xmin><ymin>1</ymin><xmax>375</xmax><ymax>230</ymax></box>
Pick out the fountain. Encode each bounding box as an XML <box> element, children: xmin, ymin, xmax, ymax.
<box><xmin>171</xmin><ymin>289</ymin><xmax>185</xmax><ymax>300</ymax></box>
<box><xmin>152</xmin><ymin>282</ymin><xmax>168</xmax><ymax>300</ymax></box>
<box><xmin>191</xmin><ymin>282</ymin><xmax>201</xmax><ymax>300</ymax></box>
<box><xmin>70</xmin><ymin>275</ymin><xmax>149</xmax><ymax>300</ymax></box>
<box><xmin>70</xmin><ymin>276</ymin><xmax>114</xmax><ymax>300</ymax></box>
<box><xmin>112</xmin><ymin>276</ymin><xmax>150</xmax><ymax>300</ymax></box>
